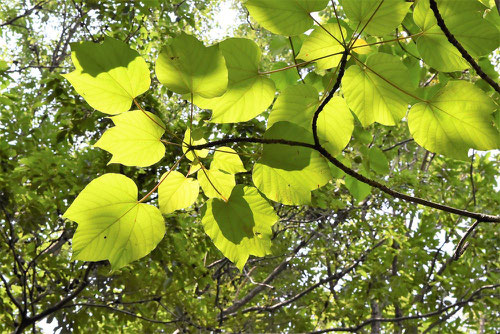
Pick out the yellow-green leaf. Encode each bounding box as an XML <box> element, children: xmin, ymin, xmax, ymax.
<box><xmin>201</xmin><ymin>185</ymin><xmax>278</xmax><ymax>270</ymax></box>
<box><xmin>198</xmin><ymin>168</ymin><xmax>235</xmax><ymax>201</ymax></box>
<box><xmin>62</xmin><ymin>37</ymin><xmax>151</xmax><ymax>115</ymax></box>
<box><xmin>94</xmin><ymin>110</ymin><xmax>165</xmax><ymax>167</ymax></box>
<box><xmin>63</xmin><ymin>173</ymin><xmax>164</xmax><ymax>270</ymax></box>
<box><xmin>210</xmin><ymin>147</ymin><xmax>247</xmax><ymax>174</ymax></box>
<box><xmin>158</xmin><ymin>171</ymin><xmax>199</xmax><ymax>214</ymax></box>
<box><xmin>155</xmin><ymin>33</ymin><xmax>228</xmax><ymax>98</ymax></box>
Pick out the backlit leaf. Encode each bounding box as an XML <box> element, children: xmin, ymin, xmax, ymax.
<box><xmin>210</xmin><ymin>147</ymin><xmax>247</xmax><ymax>174</ymax></box>
<box><xmin>94</xmin><ymin>110</ymin><xmax>165</xmax><ymax>167</ymax></box>
<box><xmin>182</xmin><ymin>128</ymin><xmax>209</xmax><ymax>161</ymax></box>
<box><xmin>198</xmin><ymin>168</ymin><xmax>236</xmax><ymax>200</ymax></box>
<box><xmin>201</xmin><ymin>185</ymin><xmax>278</xmax><ymax>270</ymax></box>
<box><xmin>342</xmin><ymin>53</ymin><xmax>413</xmax><ymax>127</ymax></box>
<box><xmin>192</xmin><ymin>38</ymin><xmax>275</xmax><ymax>123</ymax></box>
<box><xmin>408</xmin><ymin>81</ymin><xmax>499</xmax><ymax>160</ymax></box>
<box><xmin>244</xmin><ymin>0</ymin><xmax>329</xmax><ymax>36</ymax></box>
<box><xmin>158</xmin><ymin>171</ymin><xmax>199</xmax><ymax>214</ymax></box>
<box><xmin>414</xmin><ymin>0</ymin><xmax>499</xmax><ymax>72</ymax></box>
<box><xmin>252</xmin><ymin>121</ymin><xmax>332</xmax><ymax>205</ymax></box>
<box><xmin>63</xmin><ymin>174</ymin><xmax>164</xmax><ymax>270</ymax></box>
<box><xmin>297</xmin><ymin>23</ymin><xmax>346</xmax><ymax>70</ymax></box>
<box><xmin>62</xmin><ymin>37</ymin><xmax>150</xmax><ymax>115</ymax></box>
<box><xmin>155</xmin><ymin>33</ymin><xmax>228</xmax><ymax>98</ymax></box>
<box><xmin>340</xmin><ymin>0</ymin><xmax>411</xmax><ymax>36</ymax></box>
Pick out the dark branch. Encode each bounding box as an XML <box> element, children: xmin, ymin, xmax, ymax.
<box><xmin>311</xmin><ymin>284</ymin><xmax>500</xmax><ymax>333</ymax></box>
<box><xmin>429</xmin><ymin>0</ymin><xmax>500</xmax><ymax>93</ymax></box>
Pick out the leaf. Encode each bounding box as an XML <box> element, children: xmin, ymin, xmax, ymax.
<box><xmin>368</xmin><ymin>147</ymin><xmax>389</xmax><ymax>175</ymax></box>
<box><xmin>270</xmin><ymin>61</ymin><xmax>301</xmax><ymax>91</ymax></box>
<box><xmin>297</xmin><ymin>23</ymin><xmax>346</xmax><ymax>70</ymax></box>
<box><xmin>158</xmin><ymin>171</ymin><xmax>199</xmax><ymax>214</ymax></box>
<box><xmin>201</xmin><ymin>185</ymin><xmax>278</xmax><ymax>270</ymax></box>
<box><xmin>342</xmin><ymin>53</ymin><xmax>413</xmax><ymax>127</ymax></box>
<box><xmin>94</xmin><ymin>110</ymin><xmax>165</xmax><ymax>167</ymax></box>
<box><xmin>252</xmin><ymin>121</ymin><xmax>332</xmax><ymax>205</ymax></box>
<box><xmin>62</xmin><ymin>37</ymin><xmax>150</xmax><ymax>115</ymax></box>
<box><xmin>192</xmin><ymin>38</ymin><xmax>275</xmax><ymax>123</ymax></box>
<box><xmin>414</xmin><ymin>0</ymin><xmax>500</xmax><ymax>72</ymax></box>
<box><xmin>267</xmin><ymin>84</ymin><xmax>319</xmax><ymax>130</ymax></box>
<box><xmin>182</xmin><ymin>128</ymin><xmax>209</xmax><ymax>161</ymax></box>
<box><xmin>340</xmin><ymin>0</ymin><xmax>411</xmax><ymax>36</ymax></box>
<box><xmin>210</xmin><ymin>147</ymin><xmax>246</xmax><ymax>174</ymax></box>
<box><xmin>198</xmin><ymin>168</ymin><xmax>236</xmax><ymax>201</ymax></box>
<box><xmin>267</xmin><ymin>85</ymin><xmax>354</xmax><ymax>155</ymax></box>
<box><xmin>155</xmin><ymin>33</ymin><xmax>228</xmax><ymax>98</ymax></box>
<box><xmin>243</xmin><ymin>0</ymin><xmax>329</xmax><ymax>36</ymax></box>
<box><xmin>408</xmin><ymin>81</ymin><xmax>499</xmax><ymax>160</ymax></box>
<box><xmin>268</xmin><ymin>85</ymin><xmax>353</xmax><ymax>156</ymax></box>
<box><xmin>63</xmin><ymin>174</ymin><xmax>164</xmax><ymax>270</ymax></box>
<box><xmin>345</xmin><ymin>175</ymin><xmax>371</xmax><ymax>202</ymax></box>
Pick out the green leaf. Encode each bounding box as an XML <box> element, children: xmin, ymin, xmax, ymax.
<box><xmin>368</xmin><ymin>146</ymin><xmax>389</xmax><ymax>175</ymax></box>
<box><xmin>182</xmin><ymin>128</ymin><xmax>209</xmax><ymax>161</ymax></box>
<box><xmin>252</xmin><ymin>121</ymin><xmax>332</xmax><ymax>205</ymax></box>
<box><xmin>63</xmin><ymin>174</ymin><xmax>164</xmax><ymax>270</ymax></box>
<box><xmin>408</xmin><ymin>81</ymin><xmax>499</xmax><ymax>160</ymax></box>
<box><xmin>201</xmin><ymin>185</ymin><xmax>278</xmax><ymax>270</ymax></box>
<box><xmin>268</xmin><ymin>85</ymin><xmax>353</xmax><ymax>156</ymax></box>
<box><xmin>192</xmin><ymin>38</ymin><xmax>275</xmax><ymax>123</ymax></box>
<box><xmin>414</xmin><ymin>0</ymin><xmax>500</xmax><ymax>72</ymax></box>
<box><xmin>345</xmin><ymin>175</ymin><xmax>371</xmax><ymax>202</ymax></box>
<box><xmin>243</xmin><ymin>0</ymin><xmax>329</xmax><ymax>36</ymax></box>
<box><xmin>155</xmin><ymin>33</ymin><xmax>228</xmax><ymax>98</ymax></box>
<box><xmin>198</xmin><ymin>168</ymin><xmax>235</xmax><ymax>201</ymax></box>
<box><xmin>342</xmin><ymin>53</ymin><xmax>413</xmax><ymax>127</ymax></box>
<box><xmin>94</xmin><ymin>110</ymin><xmax>165</xmax><ymax>167</ymax></box>
<box><xmin>210</xmin><ymin>147</ymin><xmax>246</xmax><ymax>174</ymax></box>
<box><xmin>62</xmin><ymin>37</ymin><xmax>150</xmax><ymax>115</ymax></box>
<box><xmin>297</xmin><ymin>23</ymin><xmax>346</xmax><ymax>70</ymax></box>
<box><xmin>340</xmin><ymin>0</ymin><xmax>411</xmax><ymax>36</ymax></box>
<box><xmin>158</xmin><ymin>171</ymin><xmax>199</xmax><ymax>214</ymax></box>
<box><xmin>270</xmin><ymin>61</ymin><xmax>301</xmax><ymax>91</ymax></box>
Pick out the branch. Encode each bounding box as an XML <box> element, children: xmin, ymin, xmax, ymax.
<box><xmin>453</xmin><ymin>220</ymin><xmax>481</xmax><ymax>260</ymax></box>
<box><xmin>237</xmin><ymin>239</ymin><xmax>386</xmax><ymax>315</ymax></box>
<box><xmin>221</xmin><ymin>233</ymin><xmax>317</xmax><ymax>316</ymax></box>
<box><xmin>62</xmin><ymin>302</ymin><xmax>179</xmax><ymax>325</ymax></box>
<box><xmin>312</xmin><ymin>51</ymin><xmax>349</xmax><ymax>147</ymax></box>
<box><xmin>15</xmin><ymin>263</ymin><xmax>94</xmax><ymax>333</ymax></box>
<box><xmin>0</xmin><ymin>1</ymin><xmax>48</xmax><ymax>27</ymax></box>
<box><xmin>429</xmin><ymin>0</ymin><xmax>500</xmax><ymax>93</ymax></box>
<box><xmin>311</xmin><ymin>284</ymin><xmax>500</xmax><ymax>333</ymax></box>
<box><xmin>191</xmin><ymin>138</ymin><xmax>500</xmax><ymax>223</ymax></box>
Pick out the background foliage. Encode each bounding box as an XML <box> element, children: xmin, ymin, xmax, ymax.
<box><xmin>0</xmin><ymin>0</ymin><xmax>499</xmax><ymax>333</ymax></box>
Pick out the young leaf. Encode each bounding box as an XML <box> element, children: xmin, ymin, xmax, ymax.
<box><xmin>62</xmin><ymin>37</ymin><xmax>150</xmax><ymax>115</ymax></box>
<box><xmin>252</xmin><ymin>121</ymin><xmax>331</xmax><ymax>205</ymax></box>
<box><xmin>210</xmin><ymin>147</ymin><xmax>247</xmax><ymax>174</ymax></box>
<box><xmin>192</xmin><ymin>38</ymin><xmax>275</xmax><ymax>123</ymax></box>
<box><xmin>94</xmin><ymin>110</ymin><xmax>165</xmax><ymax>167</ymax></box>
<box><xmin>63</xmin><ymin>174</ymin><xmax>165</xmax><ymax>270</ymax></box>
<box><xmin>408</xmin><ymin>81</ymin><xmax>499</xmax><ymax>160</ymax></box>
<box><xmin>243</xmin><ymin>0</ymin><xmax>329</xmax><ymax>36</ymax></box>
<box><xmin>342</xmin><ymin>53</ymin><xmax>413</xmax><ymax>127</ymax></box>
<box><xmin>297</xmin><ymin>23</ymin><xmax>346</xmax><ymax>70</ymax></box>
<box><xmin>201</xmin><ymin>185</ymin><xmax>278</xmax><ymax>271</ymax></box>
<box><xmin>158</xmin><ymin>171</ymin><xmax>199</xmax><ymax>214</ymax></box>
<box><xmin>182</xmin><ymin>128</ymin><xmax>209</xmax><ymax>161</ymax></box>
<box><xmin>268</xmin><ymin>85</ymin><xmax>354</xmax><ymax>156</ymax></box>
<box><xmin>155</xmin><ymin>33</ymin><xmax>228</xmax><ymax>98</ymax></box>
<box><xmin>198</xmin><ymin>168</ymin><xmax>236</xmax><ymax>200</ymax></box>
<box><xmin>340</xmin><ymin>0</ymin><xmax>411</xmax><ymax>36</ymax></box>
<box><xmin>414</xmin><ymin>0</ymin><xmax>499</xmax><ymax>72</ymax></box>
